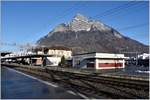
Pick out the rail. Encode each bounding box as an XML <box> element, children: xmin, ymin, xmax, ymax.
<box><xmin>1</xmin><ymin>63</ymin><xmax>149</xmax><ymax>98</ymax></box>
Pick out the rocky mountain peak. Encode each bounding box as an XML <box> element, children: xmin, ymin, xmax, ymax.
<box><xmin>49</xmin><ymin>13</ymin><xmax>122</xmax><ymax>38</ymax></box>
<box><xmin>73</xmin><ymin>13</ymin><xmax>89</xmax><ymax>22</ymax></box>
<box><xmin>69</xmin><ymin>13</ymin><xmax>91</xmax><ymax>32</ymax></box>
<box><xmin>50</xmin><ymin>23</ymin><xmax>69</xmax><ymax>33</ymax></box>
<box><xmin>69</xmin><ymin>13</ymin><xmax>113</xmax><ymax>32</ymax></box>
<box><xmin>38</xmin><ymin>13</ymin><xmax>148</xmax><ymax>54</ymax></box>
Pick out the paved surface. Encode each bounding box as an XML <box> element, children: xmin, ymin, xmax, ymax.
<box><xmin>1</xmin><ymin>66</ymin><xmax>84</xmax><ymax>99</ymax></box>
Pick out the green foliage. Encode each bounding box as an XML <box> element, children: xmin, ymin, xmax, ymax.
<box><xmin>59</xmin><ymin>56</ymin><xmax>66</xmax><ymax>67</ymax></box>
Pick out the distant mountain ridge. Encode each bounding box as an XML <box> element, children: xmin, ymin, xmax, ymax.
<box><xmin>37</xmin><ymin>13</ymin><xmax>148</xmax><ymax>54</ymax></box>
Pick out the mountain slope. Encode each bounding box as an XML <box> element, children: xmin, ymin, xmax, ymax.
<box><xmin>37</xmin><ymin>13</ymin><xmax>148</xmax><ymax>54</ymax></box>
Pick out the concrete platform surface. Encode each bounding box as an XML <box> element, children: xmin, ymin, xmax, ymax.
<box><xmin>1</xmin><ymin>66</ymin><xmax>85</xmax><ymax>99</ymax></box>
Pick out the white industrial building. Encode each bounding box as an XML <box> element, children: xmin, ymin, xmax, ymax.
<box><xmin>73</xmin><ymin>52</ymin><xmax>125</xmax><ymax>69</ymax></box>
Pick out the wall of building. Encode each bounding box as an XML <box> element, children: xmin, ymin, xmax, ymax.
<box><xmin>46</xmin><ymin>56</ymin><xmax>61</xmax><ymax>66</ymax></box>
<box><xmin>35</xmin><ymin>49</ymin><xmax>72</xmax><ymax>66</ymax></box>
<box><xmin>72</xmin><ymin>53</ymin><xmax>96</xmax><ymax>67</ymax></box>
<box><xmin>73</xmin><ymin>53</ymin><xmax>125</xmax><ymax>69</ymax></box>
<box><xmin>95</xmin><ymin>59</ymin><xmax>124</xmax><ymax>69</ymax></box>
<box><xmin>96</xmin><ymin>53</ymin><xmax>124</xmax><ymax>59</ymax></box>
<box><xmin>35</xmin><ymin>58</ymin><xmax>43</xmax><ymax>65</ymax></box>
<box><xmin>48</xmin><ymin>49</ymin><xmax>72</xmax><ymax>59</ymax></box>
<box><xmin>37</xmin><ymin>51</ymin><xmax>44</xmax><ymax>55</ymax></box>
<box><xmin>28</xmin><ymin>56</ymin><xmax>61</xmax><ymax>66</ymax></box>
<box><xmin>73</xmin><ymin>58</ymin><xmax>95</xmax><ymax>68</ymax></box>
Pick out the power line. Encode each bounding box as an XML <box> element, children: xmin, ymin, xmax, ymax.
<box><xmin>101</xmin><ymin>3</ymin><xmax>147</xmax><ymax>22</ymax></box>
<box><xmin>39</xmin><ymin>1</ymin><xmax>148</xmax><ymax>38</ymax></box>
<box><xmin>101</xmin><ymin>2</ymin><xmax>145</xmax><ymax>18</ymax></box>
<box><xmin>1</xmin><ymin>42</ymin><xmax>36</xmax><ymax>49</ymax></box>
<box><xmin>60</xmin><ymin>1</ymin><xmax>145</xmax><ymax>27</ymax></box>
<box><xmin>44</xmin><ymin>1</ymin><xmax>145</xmax><ymax>33</ymax></box>
<box><xmin>92</xmin><ymin>1</ymin><xmax>136</xmax><ymax>18</ymax></box>
<box><xmin>49</xmin><ymin>2</ymin><xmax>86</xmax><ymax>26</ymax></box>
<box><xmin>117</xmin><ymin>23</ymin><xmax>148</xmax><ymax>31</ymax></box>
<box><xmin>36</xmin><ymin>2</ymin><xmax>87</xmax><ymax>38</ymax></box>
<box><xmin>1</xmin><ymin>42</ymin><xmax>17</xmax><ymax>46</ymax></box>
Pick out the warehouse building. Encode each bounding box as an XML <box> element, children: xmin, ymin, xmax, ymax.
<box><xmin>73</xmin><ymin>52</ymin><xmax>125</xmax><ymax>69</ymax></box>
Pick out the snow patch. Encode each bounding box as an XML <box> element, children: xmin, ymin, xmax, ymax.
<box><xmin>135</xmin><ymin>70</ymin><xmax>150</xmax><ymax>74</ymax></box>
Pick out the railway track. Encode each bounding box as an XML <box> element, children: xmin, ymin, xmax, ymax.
<box><xmin>14</xmin><ymin>68</ymin><xmax>135</xmax><ymax>99</ymax></box>
<box><xmin>48</xmin><ymin>70</ymin><xmax>149</xmax><ymax>98</ymax></box>
<box><xmin>2</xmin><ymin>64</ymin><xmax>149</xmax><ymax>99</ymax></box>
<box><xmin>71</xmin><ymin>72</ymin><xmax>149</xmax><ymax>91</ymax></box>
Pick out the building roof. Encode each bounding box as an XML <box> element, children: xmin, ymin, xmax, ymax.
<box><xmin>1</xmin><ymin>52</ymin><xmax>12</xmax><ymax>56</ymax></box>
<box><xmin>73</xmin><ymin>52</ymin><xmax>125</xmax><ymax>59</ymax></box>
<box><xmin>48</xmin><ymin>46</ymin><xmax>71</xmax><ymax>50</ymax></box>
<box><xmin>1</xmin><ymin>54</ymin><xmax>54</xmax><ymax>60</ymax></box>
<box><xmin>73</xmin><ymin>52</ymin><xmax>124</xmax><ymax>56</ymax></box>
<box><xmin>72</xmin><ymin>52</ymin><xmax>96</xmax><ymax>56</ymax></box>
<box><xmin>34</xmin><ymin>46</ymin><xmax>72</xmax><ymax>51</ymax></box>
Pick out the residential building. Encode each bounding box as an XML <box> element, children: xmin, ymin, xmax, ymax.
<box><xmin>33</xmin><ymin>46</ymin><xmax>72</xmax><ymax>66</ymax></box>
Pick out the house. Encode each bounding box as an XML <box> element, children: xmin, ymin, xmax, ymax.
<box><xmin>33</xmin><ymin>46</ymin><xmax>72</xmax><ymax>66</ymax></box>
<box><xmin>73</xmin><ymin>52</ymin><xmax>125</xmax><ymax>69</ymax></box>
<box><xmin>34</xmin><ymin>46</ymin><xmax>72</xmax><ymax>59</ymax></box>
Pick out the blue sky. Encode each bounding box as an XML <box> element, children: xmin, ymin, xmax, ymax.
<box><xmin>1</xmin><ymin>1</ymin><xmax>149</xmax><ymax>52</ymax></box>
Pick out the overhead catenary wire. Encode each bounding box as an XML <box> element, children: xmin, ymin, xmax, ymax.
<box><xmin>48</xmin><ymin>2</ymin><xmax>148</xmax><ymax>40</ymax></box>
<box><xmin>117</xmin><ymin>23</ymin><xmax>148</xmax><ymax>31</ymax></box>
<box><xmin>58</xmin><ymin>1</ymin><xmax>145</xmax><ymax>27</ymax></box>
<box><xmin>43</xmin><ymin>1</ymin><xmax>144</xmax><ymax>33</ymax></box>
<box><xmin>45</xmin><ymin>1</ymin><xmax>134</xmax><ymax>25</ymax></box>
<box><xmin>92</xmin><ymin>1</ymin><xmax>137</xmax><ymax>18</ymax></box>
<box><xmin>38</xmin><ymin>2</ymin><xmax>88</xmax><ymax>42</ymax></box>
<box><xmin>53</xmin><ymin>1</ymin><xmax>140</xmax><ymax>22</ymax></box>
<box><xmin>99</xmin><ymin>1</ymin><xmax>145</xmax><ymax>19</ymax></box>
<box><xmin>35</xmin><ymin>2</ymin><xmax>86</xmax><ymax>46</ymax></box>
<box><xmin>1</xmin><ymin>42</ymin><xmax>37</xmax><ymax>50</ymax></box>
<box><xmin>41</xmin><ymin>1</ymin><xmax>145</xmax><ymax>29</ymax></box>
<box><xmin>101</xmin><ymin>2</ymin><xmax>145</xmax><ymax>19</ymax></box>
<box><xmin>102</xmin><ymin>4</ymin><xmax>147</xmax><ymax>22</ymax></box>
<box><xmin>48</xmin><ymin>2</ymin><xmax>86</xmax><ymax>26</ymax></box>
<box><xmin>2</xmin><ymin>22</ymin><xmax>147</xmax><ymax>46</ymax></box>
<box><xmin>3</xmin><ymin>1</ymin><xmax>148</xmax><ymax>51</ymax></box>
